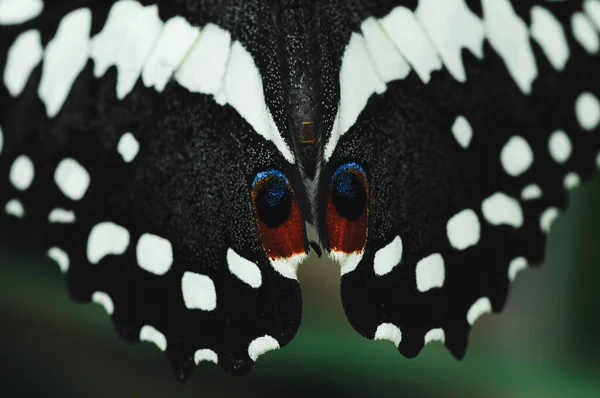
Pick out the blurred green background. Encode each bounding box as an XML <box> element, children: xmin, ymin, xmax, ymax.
<box><xmin>2</xmin><ymin>179</ymin><xmax>600</xmax><ymax>398</ymax></box>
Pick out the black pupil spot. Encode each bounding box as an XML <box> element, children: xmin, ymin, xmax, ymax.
<box><xmin>255</xmin><ymin>178</ymin><xmax>292</xmax><ymax>228</ymax></box>
<box><xmin>332</xmin><ymin>171</ymin><xmax>366</xmax><ymax>221</ymax></box>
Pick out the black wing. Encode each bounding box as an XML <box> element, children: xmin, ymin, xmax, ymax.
<box><xmin>0</xmin><ymin>0</ymin><xmax>311</xmax><ymax>378</ymax></box>
<box><xmin>318</xmin><ymin>0</ymin><xmax>600</xmax><ymax>358</ymax></box>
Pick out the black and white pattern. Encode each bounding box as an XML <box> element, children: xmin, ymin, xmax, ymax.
<box><xmin>1</xmin><ymin>0</ymin><xmax>599</xmax><ymax>379</ymax></box>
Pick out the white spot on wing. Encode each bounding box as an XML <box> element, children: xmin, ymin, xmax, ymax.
<box><xmin>521</xmin><ymin>184</ymin><xmax>543</xmax><ymax>200</ymax></box>
<box><xmin>451</xmin><ymin>115</ymin><xmax>473</xmax><ymax>148</ymax></box>
<box><xmin>248</xmin><ymin>335</ymin><xmax>279</xmax><ymax>361</ymax></box>
<box><xmin>39</xmin><ymin>8</ymin><xmax>91</xmax><ymax>118</ymax></box>
<box><xmin>576</xmin><ymin>92</ymin><xmax>600</xmax><ymax>131</ymax></box>
<box><xmin>572</xmin><ymin>12</ymin><xmax>600</xmax><ymax>54</ymax></box>
<box><xmin>194</xmin><ymin>349</ymin><xmax>218</xmax><ymax>365</ymax></box>
<box><xmin>4</xmin><ymin>199</ymin><xmax>24</xmax><ymax>218</ymax></box>
<box><xmin>563</xmin><ymin>172</ymin><xmax>581</xmax><ymax>190</ymax></box>
<box><xmin>530</xmin><ymin>6</ymin><xmax>570</xmax><ymax>71</ymax></box>
<box><xmin>227</xmin><ymin>248</ymin><xmax>262</xmax><ymax>288</ymax></box>
<box><xmin>142</xmin><ymin>16</ymin><xmax>200</xmax><ymax>92</ymax></box>
<box><xmin>500</xmin><ymin>136</ymin><xmax>534</xmax><ymax>177</ymax></box>
<box><xmin>332</xmin><ymin>250</ymin><xmax>364</xmax><ymax>276</ymax></box>
<box><xmin>373</xmin><ymin>235</ymin><xmax>403</xmax><ymax>276</ymax></box>
<box><xmin>139</xmin><ymin>325</ymin><xmax>167</xmax><ymax>351</ymax></box>
<box><xmin>87</xmin><ymin>222</ymin><xmax>130</xmax><ymax>264</ymax></box>
<box><xmin>415</xmin><ymin>0</ymin><xmax>485</xmax><ymax>82</ymax></box>
<box><xmin>415</xmin><ymin>253</ymin><xmax>445</xmax><ymax>292</ymax></box>
<box><xmin>548</xmin><ymin>130</ymin><xmax>572</xmax><ymax>164</ymax></box>
<box><xmin>48</xmin><ymin>208</ymin><xmax>76</xmax><ymax>223</ymax></box>
<box><xmin>508</xmin><ymin>257</ymin><xmax>528</xmax><ymax>282</ymax></box>
<box><xmin>269</xmin><ymin>253</ymin><xmax>306</xmax><ymax>280</ymax></box>
<box><xmin>54</xmin><ymin>158</ymin><xmax>90</xmax><ymax>201</ymax></box>
<box><xmin>4</xmin><ymin>30</ymin><xmax>43</xmax><ymax>97</ymax></box>
<box><xmin>374</xmin><ymin>323</ymin><xmax>402</xmax><ymax>346</ymax></box>
<box><xmin>482</xmin><ymin>192</ymin><xmax>523</xmax><ymax>228</ymax></box>
<box><xmin>482</xmin><ymin>0</ymin><xmax>537</xmax><ymax>94</ymax></box>
<box><xmin>0</xmin><ymin>0</ymin><xmax>43</xmax><ymax>25</ymax></box>
<box><xmin>380</xmin><ymin>6</ymin><xmax>442</xmax><ymax>83</ymax></box>
<box><xmin>9</xmin><ymin>155</ymin><xmax>34</xmax><ymax>191</ymax></box>
<box><xmin>92</xmin><ymin>291</ymin><xmax>114</xmax><ymax>315</ymax></box>
<box><xmin>585</xmin><ymin>0</ymin><xmax>600</xmax><ymax>31</ymax></box>
<box><xmin>181</xmin><ymin>272</ymin><xmax>216</xmax><ymax>311</ymax></box>
<box><xmin>47</xmin><ymin>247</ymin><xmax>70</xmax><ymax>273</ymax></box>
<box><xmin>540</xmin><ymin>207</ymin><xmax>560</xmax><ymax>233</ymax></box>
<box><xmin>447</xmin><ymin>209</ymin><xmax>481</xmax><ymax>250</ymax></box>
<box><xmin>117</xmin><ymin>132</ymin><xmax>139</xmax><ymax>163</ymax></box>
<box><xmin>136</xmin><ymin>233</ymin><xmax>173</xmax><ymax>275</ymax></box>
<box><xmin>467</xmin><ymin>297</ymin><xmax>492</xmax><ymax>326</ymax></box>
<box><xmin>424</xmin><ymin>328</ymin><xmax>445</xmax><ymax>345</ymax></box>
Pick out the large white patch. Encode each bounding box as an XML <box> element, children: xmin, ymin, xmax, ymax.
<box><xmin>227</xmin><ymin>248</ymin><xmax>262</xmax><ymax>289</ymax></box>
<box><xmin>136</xmin><ymin>233</ymin><xmax>173</xmax><ymax>275</ymax></box>
<box><xmin>530</xmin><ymin>6</ymin><xmax>570</xmax><ymax>71</ymax></box>
<box><xmin>0</xmin><ymin>0</ymin><xmax>43</xmax><ymax>25</ymax></box>
<box><xmin>576</xmin><ymin>92</ymin><xmax>600</xmax><ymax>131</ymax></box>
<box><xmin>9</xmin><ymin>155</ymin><xmax>35</xmax><ymax>191</ymax></box>
<box><xmin>481</xmin><ymin>192</ymin><xmax>524</xmax><ymax>228</ymax></box>
<box><xmin>373</xmin><ymin>235</ymin><xmax>403</xmax><ymax>276</ymax></box>
<box><xmin>87</xmin><ymin>222</ymin><xmax>130</xmax><ymax>264</ymax></box>
<box><xmin>4</xmin><ymin>30</ymin><xmax>43</xmax><ymax>97</ymax></box>
<box><xmin>500</xmin><ymin>136</ymin><xmax>534</xmax><ymax>177</ymax></box>
<box><xmin>39</xmin><ymin>8</ymin><xmax>91</xmax><ymax>118</ymax></box>
<box><xmin>446</xmin><ymin>209</ymin><xmax>481</xmax><ymax>250</ymax></box>
<box><xmin>572</xmin><ymin>12</ymin><xmax>600</xmax><ymax>54</ymax></box>
<box><xmin>585</xmin><ymin>0</ymin><xmax>600</xmax><ymax>31</ymax></box>
<box><xmin>54</xmin><ymin>158</ymin><xmax>90</xmax><ymax>201</ymax></box>
<box><xmin>181</xmin><ymin>272</ymin><xmax>217</xmax><ymax>311</ymax></box>
<box><xmin>548</xmin><ymin>130</ymin><xmax>572</xmax><ymax>164</ymax></box>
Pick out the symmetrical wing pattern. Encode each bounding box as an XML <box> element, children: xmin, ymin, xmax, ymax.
<box><xmin>321</xmin><ymin>0</ymin><xmax>600</xmax><ymax>359</ymax></box>
<box><xmin>0</xmin><ymin>0</ymin><xmax>311</xmax><ymax>378</ymax></box>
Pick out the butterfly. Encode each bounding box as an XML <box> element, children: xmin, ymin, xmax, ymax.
<box><xmin>1</xmin><ymin>0</ymin><xmax>599</xmax><ymax>380</ymax></box>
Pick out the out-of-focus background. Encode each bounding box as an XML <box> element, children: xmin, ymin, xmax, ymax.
<box><xmin>1</xmin><ymin>178</ymin><xmax>600</xmax><ymax>398</ymax></box>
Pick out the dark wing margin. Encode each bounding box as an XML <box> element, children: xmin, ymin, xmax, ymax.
<box><xmin>0</xmin><ymin>0</ymin><xmax>309</xmax><ymax>379</ymax></box>
<box><xmin>319</xmin><ymin>0</ymin><xmax>600</xmax><ymax>358</ymax></box>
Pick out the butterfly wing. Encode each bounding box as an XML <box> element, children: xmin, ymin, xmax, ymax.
<box><xmin>319</xmin><ymin>0</ymin><xmax>600</xmax><ymax>358</ymax></box>
<box><xmin>0</xmin><ymin>0</ymin><xmax>310</xmax><ymax>378</ymax></box>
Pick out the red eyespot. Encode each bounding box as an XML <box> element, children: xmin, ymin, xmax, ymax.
<box><xmin>251</xmin><ymin>170</ymin><xmax>305</xmax><ymax>260</ymax></box>
<box><xmin>327</xmin><ymin>162</ymin><xmax>369</xmax><ymax>254</ymax></box>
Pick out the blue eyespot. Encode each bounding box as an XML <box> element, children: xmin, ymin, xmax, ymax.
<box><xmin>252</xmin><ymin>169</ymin><xmax>293</xmax><ymax>228</ymax></box>
<box><xmin>331</xmin><ymin>162</ymin><xmax>368</xmax><ymax>221</ymax></box>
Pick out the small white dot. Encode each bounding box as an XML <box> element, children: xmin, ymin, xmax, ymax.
<box><xmin>181</xmin><ymin>272</ymin><xmax>216</xmax><ymax>311</ymax></box>
<box><xmin>54</xmin><ymin>158</ymin><xmax>90</xmax><ymax>200</ymax></box>
<box><xmin>508</xmin><ymin>257</ymin><xmax>528</xmax><ymax>282</ymax></box>
<box><xmin>194</xmin><ymin>349</ymin><xmax>218</xmax><ymax>365</ymax></box>
<box><xmin>374</xmin><ymin>323</ymin><xmax>402</xmax><ymax>347</ymax></box>
<box><xmin>482</xmin><ymin>192</ymin><xmax>523</xmax><ymax>228</ymax></box>
<box><xmin>500</xmin><ymin>136</ymin><xmax>534</xmax><ymax>177</ymax></box>
<box><xmin>117</xmin><ymin>132</ymin><xmax>139</xmax><ymax>163</ymax></box>
<box><xmin>47</xmin><ymin>247</ymin><xmax>69</xmax><ymax>273</ymax></box>
<box><xmin>415</xmin><ymin>253</ymin><xmax>445</xmax><ymax>292</ymax></box>
<box><xmin>48</xmin><ymin>208</ymin><xmax>76</xmax><ymax>223</ymax></box>
<box><xmin>227</xmin><ymin>248</ymin><xmax>262</xmax><ymax>288</ymax></box>
<box><xmin>548</xmin><ymin>130</ymin><xmax>572</xmax><ymax>164</ymax></box>
<box><xmin>4</xmin><ymin>199</ymin><xmax>24</xmax><ymax>218</ymax></box>
<box><xmin>447</xmin><ymin>209</ymin><xmax>481</xmax><ymax>250</ymax></box>
<box><xmin>139</xmin><ymin>325</ymin><xmax>167</xmax><ymax>351</ymax></box>
<box><xmin>540</xmin><ymin>207</ymin><xmax>560</xmax><ymax>233</ymax></box>
<box><xmin>136</xmin><ymin>233</ymin><xmax>173</xmax><ymax>275</ymax></box>
<box><xmin>451</xmin><ymin>115</ymin><xmax>472</xmax><ymax>149</ymax></box>
<box><xmin>248</xmin><ymin>335</ymin><xmax>279</xmax><ymax>361</ymax></box>
<box><xmin>87</xmin><ymin>222</ymin><xmax>130</xmax><ymax>264</ymax></box>
<box><xmin>92</xmin><ymin>291</ymin><xmax>114</xmax><ymax>315</ymax></box>
<box><xmin>575</xmin><ymin>92</ymin><xmax>600</xmax><ymax>131</ymax></box>
<box><xmin>572</xmin><ymin>12</ymin><xmax>600</xmax><ymax>54</ymax></box>
<box><xmin>521</xmin><ymin>184</ymin><xmax>542</xmax><ymax>200</ymax></box>
<box><xmin>467</xmin><ymin>297</ymin><xmax>492</xmax><ymax>326</ymax></box>
<box><xmin>9</xmin><ymin>155</ymin><xmax>34</xmax><ymax>191</ymax></box>
<box><xmin>563</xmin><ymin>172</ymin><xmax>581</xmax><ymax>190</ymax></box>
<box><xmin>424</xmin><ymin>328</ymin><xmax>445</xmax><ymax>345</ymax></box>
<box><xmin>373</xmin><ymin>235</ymin><xmax>403</xmax><ymax>276</ymax></box>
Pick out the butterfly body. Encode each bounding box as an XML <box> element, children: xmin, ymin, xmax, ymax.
<box><xmin>1</xmin><ymin>0</ymin><xmax>600</xmax><ymax>380</ymax></box>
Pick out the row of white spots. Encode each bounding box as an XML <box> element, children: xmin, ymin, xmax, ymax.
<box><xmin>3</xmin><ymin>0</ymin><xmax>295</xmax><ymax>163</ymax></box>
<box><xmin>0</xmin><ymin>0</ymin><xmax>43</xmax><ymax>25</ymax></box>
<box><xmin>325</xmin><ymin>0</ymin><xmax>600</xmax><ymax>161</ymax></box>
<box><xmin>374</xmin><ymin>323</ymin><xmax>446</xmax><ymax>347</ymax></box>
